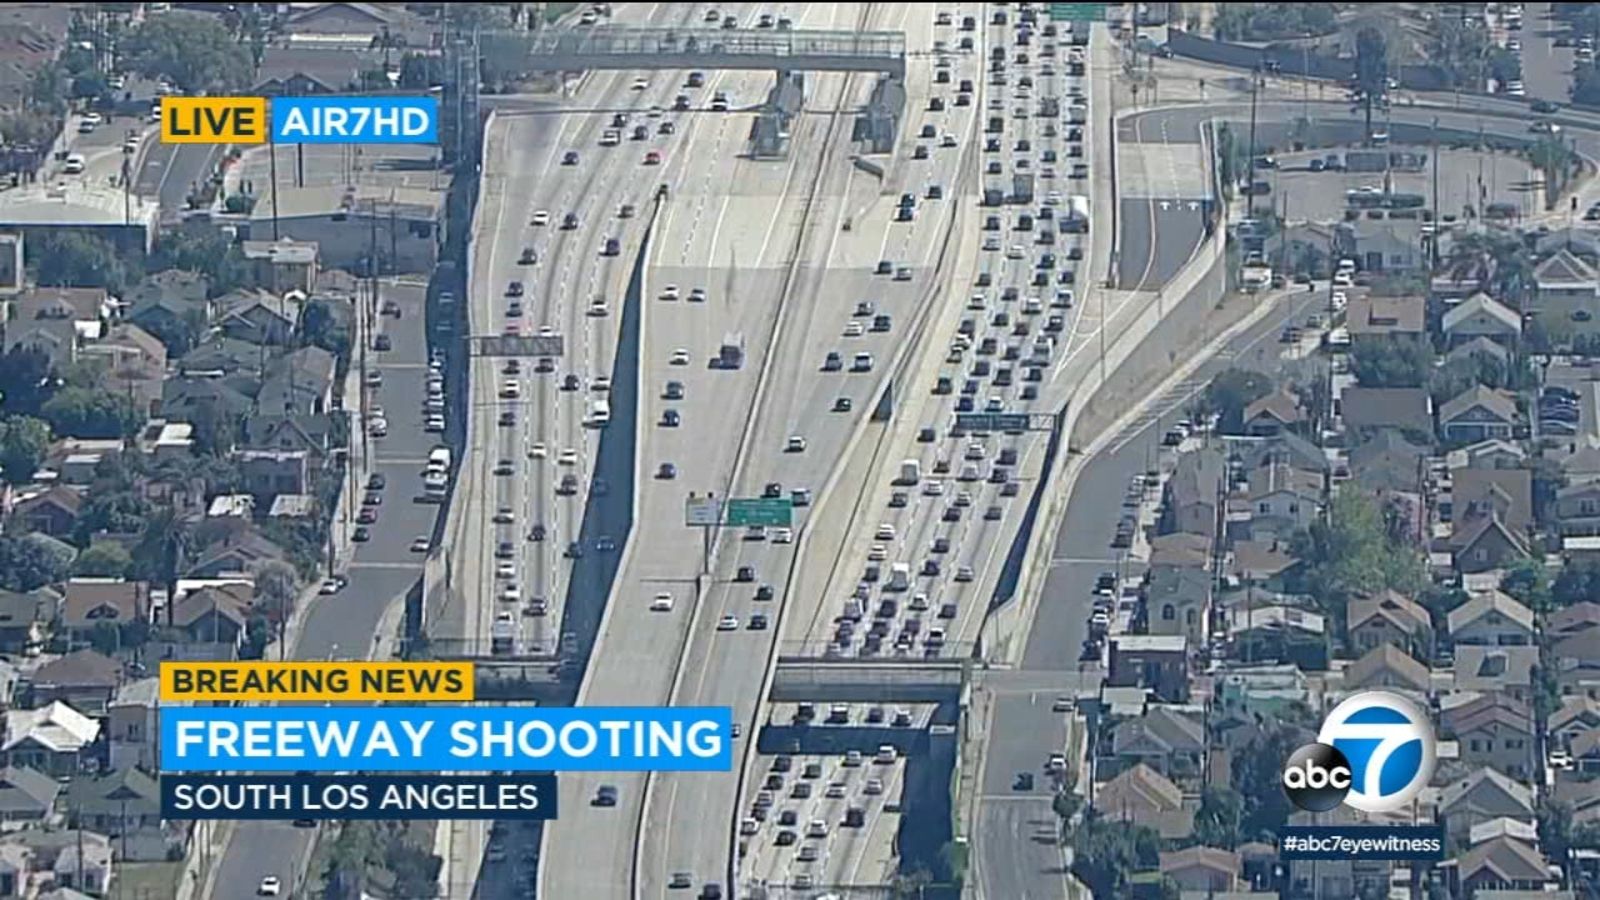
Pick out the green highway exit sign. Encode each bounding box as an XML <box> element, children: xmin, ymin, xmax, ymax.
<box><xmin>726</xmin><ymin>498</ymin><xmax>793</xmax><ymax>528</ymax></box>
<box><xmin>1050</xmin><ymin>3</ymin><xmax>1107</xmax><ymax>21</ymax></box>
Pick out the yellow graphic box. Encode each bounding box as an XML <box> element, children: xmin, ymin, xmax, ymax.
<box><xmin>160</xmin><ymin>662</ymin><xmax>474</xmax><ymax>702</ymax></box>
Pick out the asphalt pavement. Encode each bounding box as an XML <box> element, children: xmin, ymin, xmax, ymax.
<box><xmin>209</xmin><ymin>279</ymin><xmax>436</xmax><ymax>899</ymax></box>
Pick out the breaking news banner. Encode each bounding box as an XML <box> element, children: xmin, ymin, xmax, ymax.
<box><xmin>160</xmin><ymin>706</ymin><xmax>734</xmax><ymax>772</ymax></box>
<box><xmin>160</xmin><ymin>661</ymin><xmax>474</xmax><ymax>702</ymax></box>
<box><xmin>160</xmin><ymin>774</ymin><xmax>558</xmax><ymax>821</ymax></box>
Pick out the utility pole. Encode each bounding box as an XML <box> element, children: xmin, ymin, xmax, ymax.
<box><xmin>1246</xmin><ymin>65</ymin><xmax>1262</xmax><ymax>217</ymax></box>
<box><xmin>268</xmin><ymin>137</ymin><xmax>281</xmax><ymax>241</ymax></box>
<box><xmin>1430</xmin><ymin>117</ymin><xmax>1441</xmax><ymax>273</ymax></box>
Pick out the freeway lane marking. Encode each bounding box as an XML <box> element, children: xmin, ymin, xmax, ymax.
<box><xmin>349</xmin><ymin>561</ymin><xmax>425</xmax><ymax>571</ymax></box>
<box><xmin>1049</xmin><ymin>556</ymin><xmax>1121</xmax><ymax>564</ymax></box>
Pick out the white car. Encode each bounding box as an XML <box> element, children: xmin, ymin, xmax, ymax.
<box><xmin>410</xmin><ymin>536</ymin><xmax>431</xmax><ymax>552</ymax></box>
<box><xmin>844</xmin><ymin>321</ymin><xmax>865</xmax><ymax>337</ymax></box>
<box><xmin>367</xmin><ymin>417</ymin><xmax>389</xmax><ymax>437</ymax></box>
<box><xmin>531</xmin><ymin>210</ymin><xmax>550</xmax><ymax>226</ymax></box>
<box><xmin>867</xmin><ymin>543</ymin><xmax>888</xmax><ymax>562</ymax></box>
<box><xmin>501</xmin><ymin>584</ymin><xmax>521</xmax><ymax>602</ymax></box>
<box><xmin>558</xmin><ymin>448</ymin><xmax>579</xmax><ymax>466</ymax></box>
<box><xmin>651</xmin><ymin>592</ymin><xmax>674</xmax><ymax>611</ymax></box>
<box><xmin>632</xmin><ymin>76</ymin><xmax>650</xmax><ymax>90</ymax></box>
<box><xmin>62</xmin><ymin>153</ymin><xmax>86</xmax><ymax>175</ymax></box>
<box><xmin>259</xmin><ymin>876</ymin><xmax>282</xmax><ymax>897</ymax></box>
<box><xmin>786</xmin><ymin>435</ymin><xmax>807</xmax><ymax>452</ymax></box>
<box><xmin>671</xmin><ymin>349</ymin><xmax>691</xmax><ymax>365</ymax></box>
<box><xmin>588</xmin><ymin>300</ymin><xmax>610</xmax><ymax>317</ymax></box>
<box><xmin>954</xmin><ymin>565</ymin><xmax>975</xmax><ymax>582</ymax></box>
<box><xmin>717</xmin><ymin>615</ymin><xmax>740</xmax><ymax>631</ymax></box>
<box><xmin>923</xmin><ymin>480</ymin><xmax>945</xmax><ymax>496</ymax></box>
<box><xmin>496</xmin><ymin>562</ymin><xmax>516</xmax><ymax>579</ymax></box>
<box><xmin>982</xmin><ymin>236</ymin><xmax>1000</xmax><ymax>252</ymax></box>
<box><xmin>531</xmin><ymin>442</ymin><xmax>548</xmax><ymax>459</ymax></box>
<box><xmin>660</xmin><ymin>285</ymin><xmax>680</xmax><ymax>301</ymax></box>
<box><xmin>1007</xmin><ymin>245</ymin><xmax>1025</xmax><ymax>259</ymax></box>
<box><xmin>772</xmin><ymin>527</ymin><xmax>793</xmax><ymax>544</ymax></box>
<box><xmin>591</xmin><ymin>376</ymin><xmax>612</xmax><ymax>392</ymax></box>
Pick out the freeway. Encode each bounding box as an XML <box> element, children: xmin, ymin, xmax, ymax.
<box><xmin>134</xmin><ymin>140</ymin><xmax>217</xmax><ymax>220</ymax></box>
<box><xmin>536</xmin><ymin>2</ymin><xmax>834</xmax><ymax>897</ymax></box>
<box><xmin>208</xmin><ymin>278</ymin><xmax>436</xmax><ymax>898</ymax></box>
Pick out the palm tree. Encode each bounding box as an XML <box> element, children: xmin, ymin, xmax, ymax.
<box><xmin>136</xmin><ymin>508</ymin><xmax>192</xmax><ymax>625</ymax></box>
<box><xmin>1354</xmin><ymin>27</ymin><xmax>1390</xmax><ymax>138</ymax></box>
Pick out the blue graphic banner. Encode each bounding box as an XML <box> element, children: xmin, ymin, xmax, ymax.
<box><xmin>271</xmin><ymin>96</ymin><xmax>438</xmax><ymax>144</ymax></box>
<box><xmin>161</xmin><ymin>706</ymin><xmax>733</xmax><ymax>772</ymax></box>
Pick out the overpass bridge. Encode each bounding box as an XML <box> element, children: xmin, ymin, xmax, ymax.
<box><xmin>484</xmin><ymin>26</ymin><xmax>907</xmax><ymax>78</ymax></box>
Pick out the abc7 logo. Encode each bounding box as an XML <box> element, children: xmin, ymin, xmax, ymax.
<box><xmin>1281</xmin><ymin>743</ymin><xmax>1353</xmax><ymax>812</ymax></box>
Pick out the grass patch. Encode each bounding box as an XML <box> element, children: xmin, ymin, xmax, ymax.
<box><xmin>117</xmin><ymin>860</ymin><xmax>185</xmax><ymax>899</ymax></box>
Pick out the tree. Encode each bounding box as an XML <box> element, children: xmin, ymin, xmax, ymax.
<box><xmin>122</xmin><ymin>12</ymin><xmax>252</xmax><ymax>95</ymax></box>
<box><xmin>1354</xmin><ymin>27</ymin><xmax>1390</xmax><ymax>138</ymax></box>
<box><xmin>253</xmin><ymin>560</ymin><xmax>300</xmax><ymax>640</ymax></box>
<box><xmin>1350</xmin><ymin>336</ymin><xmax>1433</xmax><ymax>388</ymax></box>
<box><xmin>131</xmin><ymin>507</ymin><xmax>191</xmax><ymax>607</ymax></box>
<box><xmin>1553</xmin><ymin>559</ymin><xmax>1600</xmax><ymax>608</ymax></box>
<box><xmin>1501</xmin><ymin>558</ymin><xmax>1552</xmax><ymax>614</ymax></box>
<box><xmin>1446</xmin><ymin>229</ymin><xmax>1534</xmax><ymax>308</ymax></box>
<box><xmin>1213</xmin><ymin>3</ymin><xmax>1337</xmax><ymax>41</ymax></box>
<box><xmin>1206</xmin><ymin>368</ymin><xmax>1274</xmax><ymax>434</ymax></box>
<box><xmin>41</xmin><ymin>387</ymin><xmax>142</xmax><ymax>440</ymax></box>
<box><xmin>0</xmin><ymin>416</ymin><xmax>50</xmax><ymax>486</ymax></box>
<box><xmin>1290</xmin><ymin>491</ymin><xmax>1427</xmax><ymax>618</ymax></box>
<box><xmin>0</xmin><ymin>535</ymin><xmax>72</xmax><ymax>592</ymax></box>
<box><xmin>398</xmin><ymin>52</ymin><xmax>442</xmax><ymax>89</ymax></box>
<box><xmin>301</xmin><ymin>299</ymin><xmax>351</xmax><ymax>356</ymax></box>
<box><xmin>1070</xmin><ymin>816</ymin><xmax>1161</xmax><ymax>898</ymax></box>
<box><xmin>149</xmin><ymin>224</ymin><xmax>258</xmax><ymax>296</ymax></box>
<box><xmin>0</xmin><ymin>347</ymin><xmax>56</xmax><ymax>418</ymax></box>
<box><xmin>26</xmin><ymin>231</ymin><xmax>132</xmax><ymax>294</ymax></box>
<box><xmin>1193</xmin><ymin>786</ymin><xmax>1245</xmax><ymax>849</ymax></box>
<box><xmin>1234</xmin><ymin>722</ymin><xmax>1309</xmax><ymax>840</ymax></box>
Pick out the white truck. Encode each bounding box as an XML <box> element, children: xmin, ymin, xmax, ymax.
<box><xmin>427</xmin><ymin>446</ymin><xmax>452</xmax><ymax>474</ymax></box>
<box><xmin>1064</xmin><ymin>194</ymin><xmax>1091</xmax><ymax>234</ymax></box>
<box><xmin>588</xmin><ymin>398</ymin><xmax>611</xmax><ymax>427</ymax></box>
<box><xmin>897</xmin><ymin>459</ymin><xmax>922</xmax><ymax>486</ymax></box>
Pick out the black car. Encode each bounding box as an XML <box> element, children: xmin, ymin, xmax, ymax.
<box><xmin>736</xmin><ymin>566</ymin><xmax>756</xmax><ymax>582</ymax></box>
<box><xmin>506</xmin><ymin>281</ymin><xmax>524</xmax><ymax>297</ymax></box>
<box><xmin>352</xmin><ymin>526</ymin><xmax>371</xmax><ymax>542</ymax></box>
<box><xmin>749</xmin><ymin>614</ymin><xmax>769</xmax><ymax>630</ymax></box>
<box><xmin>367</xmin><ymin>473</ymin><xmax>386</xmax><ymax>491</ymax></box>
<box><xmin>594</xmin><ymin>785</ymin><xmax>618</xmax><ymax>806</ymax></box>
<box><xmin>562</xmin><ymin>150</ymin><xmax>579</xmax><ymax>165</ymax></box>
<box><xmin>566</xmin><ymin>541</ymin><xmax>584</xmax><ymax>559</ymax></box>
<box><xmin>755</xmin><ymin>584</ymin><xmax>774</xmax><ymax>601</ymax></box>
<box><xmin>764</xmin><ymin>482</ymin><xmax>783</xmax><ymax>498</ymax></box>
<box><xmin>530</xmin><ymin>524</ymin><xmax>546</xmax><ymax>542</ymax></box>
<box><xmin>661</xmin><ymin>409</ymin><xmax>681</xmax><ymax>427</ymax></box>
<box><xmin>1014</xmin><ymin>772</ymin><xmax>1035</xmax><ymax>791</ymax></box>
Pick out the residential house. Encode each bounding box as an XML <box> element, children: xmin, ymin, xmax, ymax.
<box><xmin>80</xmin><ymin>323</ymin><xmax>168</xmax><ymax>417</ymax></box>
<box><xmin>1532</xmin><ymin>248</ymin><xmax>1600</xmax><ymax>335</ymax></box>
<box><xmin>253</xmin><ymin>45</ymin><xmax>367</xmax><ymax>95</ymax></box>
<box><xmin>259</xmin><ymin>352</ymin><xmax>336</xmax><ymax>424</ymax></box>
<box><xmin>1144</xmin><ymin>565</ymin><xmax>1210</xmax><ymax>648</ymax></box>
<box><xmin>242</xmin><ymin>239</ymin><xmax>319</xmax><ymax>294</ymax></box>
<box><xmin>59</xmin><ymin>580</ymin><xmax>148</xmax><ymax>648</ymax></box>
<box><xmin>1238</xmin><ymin>460</ymin><xmax>1322</xmax><ymax>540</ymax></box>
<box><xmin>63</xmin><ymin>767</ymin><xmax>173</xmax><ymax>862</ymax></box>
<box><xmin>1347</xmin><ymin>589</ymin><xmax>1431</xmax><ymax>658</ymax></box>
<box><xmin>1448</xmin><ymin>438</ymin><xmax>1528</xmax><ymax>473</ymax></box>
<box><xmin>1447</xmin><ymin>335</ymin><xmax>1513</xmax><ymax>369</ymax></box>
<box><xmin>1106</xmin><ymin>705</ymin><xmax>1205</xmax><ymax>782</ymax></box>
<box><xmin>158</xmin><ymin>375</ymin><xmax>254</xmax><ymax>432</ymax></box>
<box><xmin>187</xmin><ymin>528</ymin><xmax>287</xmax><ymax>579</ymax></box>
<box><xmin>1448</xmin><ymin>469</ymin><xmax>1534</xmax><ymax>574</ymax></box>
<box><xmin>1214</xmin><ymin>663</ymin><xmax>1310</xmax><ymax>725</ymax></box>
<box><xmin>1557</xmin><ymin>481</ymin><xmax>1600</xmax><ymax>535</ymax></box>
<box><xmin>1438</xmin><ymin>385</ymin><xmax>1519</xmax><ymax>444</ymax></box>
<box><xmin>0</xmin><ymin>766</ymin><xmax>59</xmax><ymax>828</ymax></box>
<box><xmin>283</xmin><ymin>1</ymin><xmax>431</xmax><ymax>43</ymax></box>
<box><xmin>1443</xmin><ymin>293</ymin><xmax>1522</xmax><ymax>348</ymax></box>
<box><xmin>0</xmin><ymin>843</ymin><xmax>33</xmax><ymax>896</ymax></box>
<box><xmin>170</xmin><ymin>582</ymin><xmax>252</xmax><ymax>646</ymax></box>
<box><xmin>1535</xmin><ymin>226</ymin><xmax>1600</xmax><ymax>258</ymax></box>
<box><xmin>1225</xmin><ymin>604</ymin><xmax>1328</xmax><ymax>670</ymax></box>
<box><xmin>237</xmin><ymin>449</ymin><xmax>311</xmax><ymax>498</ymax></box>
<box><xmin>1437</xmin><ymin>767</ymin><xmax>1536</xmax><ymax>843</ymax></box>
<box><xmin>1241</xmin><ymin>389</ymin><xmax>1304</xmax><ymax>437</ymax></box>
<box><xmin>1346</xmin><ymin>294</ymin><xmax>1426</xmax><ymax>341</ymax></box>
<box><xmin>1338</xmin><ymin>387</ymin><xmax>1433</xmax><ymax>441</ymax></box>
<box><xmin>1343</xmin><ymin>643</ymin><xmax>1432</xmax><ymax>696</ymax></box>
<box><xmin>1146</xmin><ymin>532</ymin><xmax>1212</xmax><ymax>570</ymax></box>
<box><xmin>1449</xmin><ymin>590</ymin><xmax>1535</xmax><ymax>647</ymax></box>
<box><xmin>1</xmin><ymin>702</ymin><xmax>100</xmax><ymax>777</ymax></box>
<box><xmin>0</xmin><ymin>589</ymin><xmax>55</xmax><ymax>655</ymax></box>
<box><xmin>1550</xmin><ymin>602</ymin><xmax>1600</xmax><ymax>641</ymax></box>
<box><xmin>218</xmin><ymin>289</ymin><xmax>300</xmax><ymax>346</ymax></box>
<box><xmin>1457</xmin><ymin>836</ymin><xmax>1551</xmax><ymax>894</ymax></box>
<box><xmin>1454</xmin><ymin>645</ymin><xmax>1540</xmax><ymax>705</ymax></box>
<box><xmin>4</xmin><ymin>286</ymin><xmax>108</xmax><ymax>369</ymax></box>
<box><xmin>1443</xmin><ymin>695</ymin><xmax>1536</xmax><ymax>782</ymax></box>
<box><xmin>242</xmin><ymin>413</ymin><xmax>336</xmax><ymax>466</ymax></box>
<box><xmin>1235</xmin><ymin>430</ymin><xmax>1329</xmax><ymax>476</ymax></box>
<box><xmin>1094</xmin><ymin>763</ymin><xmax>1192</xmax><ymax>840</ymax></box>
<box><xmin>1107</xmin><ymin>635</ymin><xmax>1190</xmax><ymax>703</ymax></box>
<box><xmin>125</xmin><ymin>269</ymin><xmax>210</xmax><ymax>353</ymax></box>
<box><xmin>107</xmin><ymin>678</ymin><xmax>160</xmax><ymax>774</ymax></box>
<box><xmin>1552</xmin><ymin>696</ymin><xmax>1600</xmax><ymax>751</ymax></box>
<box><xmin>178</xmin><ymin>335</ymin><xmax>267</xmax><ymax>381</ymax></box>
<box><xmin>30</xmin><ymin>650</ymin><xmax>121</xmax><ymax>716</ymax></box>
<box><xmin>1159</xmin><ymin>846</ymin><xmax>1239</xmax><ymax>893</ymax></box>
<box><xmin>9</xmin><ymin>486</ymin><xmax>82</xmax><ymax>537</ymax></box>
<box><xmin>1553</xmin><ymin>631</ymin><xmax>1600</xmax><ymax>700</ymax></box>
<box><xmin>1229</xmin><ymin>538</ymin><xmax>1302</xmax><ymax>588</ymax></box>
<box><xmin>1348</xmin><ymin>429</ymin><xmax>1428</xmax><ymax>494</ymax></box>
<box><xmin>1158</xmin><ymin>448</ymin><xmax>1224</xmax><ymax>542</ymax></box>
<box><xmin>1339</xmin><ymin>217</ymin><xmax>1423</xmax><ymax>272</ymax></box>
<box><xmin>1450</xmin><ymin>514</ymin><xmax>1531</xmax><ymax>575</ymax></box>
<box><xmin>47</xmin><ymin>830</ymin><xmax>112</xmax><ymax>895</ymax></box>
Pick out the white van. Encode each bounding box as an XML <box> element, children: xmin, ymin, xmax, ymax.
<box><xmin>427</xmin><ymin>446</ymin><xmax>452</xmax><ymax>474</ymax></box>
<box><xmin>588</xmin><ymin>398</ymin><xmax>611</xmax><ymax>427</ymax></box>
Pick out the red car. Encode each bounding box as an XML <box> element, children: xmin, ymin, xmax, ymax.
<box><xmin>644</xmin><ymin>150</ymin><xmax>662</xmax><ymax>165</ymax></box>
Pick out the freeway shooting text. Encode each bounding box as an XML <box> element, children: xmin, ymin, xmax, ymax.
<box><xmin>161</xmin><ymin>706</ymin><xmax>734</xmax><ymax>772</ymax></box>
